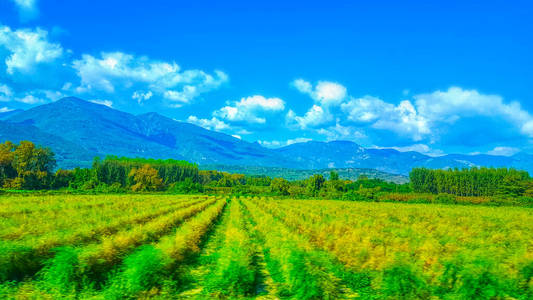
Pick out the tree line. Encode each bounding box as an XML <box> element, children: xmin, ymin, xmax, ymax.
<box><xmin>2</xmin><ymin>141</ymin><xmax>533</xmax><ymax>206</ymax></box>
<box><xmin>409</xmin><ymin>167</ymin><xmax>533</xmax><ymax>197</ymax></box>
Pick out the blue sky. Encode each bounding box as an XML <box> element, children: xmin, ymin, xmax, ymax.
<box><xmin>0</xmin><ymin>0</ymin><xmax>532</xmax><ymax>156</ymax></box>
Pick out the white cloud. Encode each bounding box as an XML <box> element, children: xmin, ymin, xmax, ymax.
<box><xmin>486</xmin><ymin>146</ymin><xmax>520</xmax><ymax>156</ymax></box>
<box><xmin>341</xmin><ymin>96</ymin><xmax>390</xmax><ymax>123</ymax></box>
<box><xmin>17</xmin><ymin>94</ymin><xmax>42</xmax><ymax>104</ymax></box>
<box><xmin>415</xmin><ymin>87</ymin><xmax>529</xmax><ymax>123</ymax></box>
<box><xmin>0</xmin><ymin>107</ymin><xmax>13</xmax><ymax>113</ymax></box>
<box><xmin>286</xmin><ymin>105</ymin><xmax>332</xmax><ymax>129</ymax></box>
<box><xmin>257</xmin><ymin>140</ymin><xmax>282</xmax><ymax>148</ymax></box>
<box><xmin>214</xmin><ymin>95</ymin><xmax>285</xmax><ymax>124</ymax></box>
<box><xmin>236</xmin><ymin>128</ymin><xmax>252</xmax><ymax>135</ymax></box>
<box><xmin>8</xmin><ymin>89</ymin><xmax>65</xmax><ymax>104</ymax></box>
<box><xmin>338</xmin><ymin>87</ymin><xmax>533</xmax><ymax>143</ymax></box>
<box><xmin>0</xmin><ymin>84</ymin><xmax>14</xmax><ymax>102</ymax></box>
<box><xmin>393</xmin><ymin>144</ymin><xmax>431</xmax><ymax>153</ymax></box>
<box><xmin>0</xmin><ymin>26</ymin><xmax>63</xmax><ymax>74</ymax></box>
<box><xmin>11</xmin><ymin>0</ymin><xmax>39</xmax><ymax>22</ymax></box>
<box><xmin>415</xmin><ymin>87</ymin><xmax>533</xmax><ymax>137</ymax></box>
<box><xmin>132</xmin><ymin>90</ymin><xmax>153</xmax><ymax>103</ymax></box>
<box><xmin>231</xmin><ymin>134</ymin><xmax>241</xmax><ymax>139</ymax></box>
<box><xmin>370</xmin><ymin>144</ymin><xmax>445</xmax><ymax>157</ymax></box>
<box><xmin>89</xmin><ymin>99</ymin><xmax>113</xmax><ymax>107</ymax></box>
<box><xmin>286</xmin><ymin>137</ymin><xmax>312</xmax><ymax>145</ymax></box>
<box><xmin>42</xmin><ymin>90</ymin><xmax>65</xmax><ymax>101</ymax></box>
<box><xmin>187</xmin><ymin>115</ymin><xmax>230</xmax><ymax>131</ymax></box>
<box><xmin>292</xmin><ymin>78</ymin><xmax>312</xmax><ymax>94</ymax></box>
<box><xmin>292</xmin><ymin>79</ymin><xmax>347</xmax><ymax>106</ymax></box>
<box><xmin>257</xmin><ymin>137</ymin><xmax>312</xmax><ymax>148</ymax></box>
<box><xmin>72</xmin><ymin>52</ymin><xmax>228</xmax><ymax>104</ymax></box>
<box><xmin>317</xmin><ymin>121</ymin><xmax>366</xmax><ymax>141</ymax></box>
<box><xmin>372</xmin><ymin>100</ymin><xmax>430</xmax><ymax>141</ymax></box>
<box><xmin>340</xmin><ymin>96</ymin><xmax>429</xmax><ymax>141</ymax></box>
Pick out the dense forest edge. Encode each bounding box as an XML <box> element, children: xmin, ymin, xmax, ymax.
<box><xmin>1</xmin><ymin>140</ymin><xmax>533</xmax><ymax>207</ymax></box>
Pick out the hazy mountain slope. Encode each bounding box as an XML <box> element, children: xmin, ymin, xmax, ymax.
<box><xmin>276</xmin><ymin>140</ymin><xmax>533</xmax><ymax>175</ymax></box>
<box><xmin>275</xmin><ymin>141</ymin><xmax>366</xmax><ymax>169</ymax></box>
<box><xmin>200</xmin><ymin>164</ymin><xmax>409</xmax><ymax>183</ymax></box>
<box><xmin>0</xmin><ymin>109</ymin><xmax>24</xmax><ymax>120</ymax></box>
<box><xmin>0</xmin><ymin>120</ymin><xmax>94</xmax><ymax>169</ymax></box>
<box><xmin>135</xmin><ymin>112</ymin><xmax>295</xmax><ymax>167</ymax></box>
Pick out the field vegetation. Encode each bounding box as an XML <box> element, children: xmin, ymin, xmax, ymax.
<box><xmin>0</xmin><ymin>195</ymin><xmax>531</xmax><ymax>299</ymax></box>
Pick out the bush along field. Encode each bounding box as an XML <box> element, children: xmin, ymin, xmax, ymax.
<box><xmin>0</xmin><ymin>195</ymin><xmax>532</xmax><ymax>299</ymax></box>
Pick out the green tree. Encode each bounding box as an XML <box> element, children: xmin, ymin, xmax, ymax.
<box><xmin>6</xmin><ymin>141</ymin><xmax>56</xmax><ymax>189</ymax></box>
<box><xmin>307</xmin><ymin>174</ymin><xmax>325</xmax><ymax>196</ymax></box>
<box><xmin>0</xmin><ymin>141</ymin><xmax>16</xmax><ymax>187</ymax></box>
<box><xmin>271</xmin><ymin>177</ymin><xmax>290</xmax><ymax>195</ymax></box>
<box><xmin>51</xmin><ymin>169</ymin><xmax>74</xmax><ymax>189</ymax></box>
<box><xmin>330</xmin><ymin>171</ymin><xmax>339</xmax><ymax>181</ymax></box>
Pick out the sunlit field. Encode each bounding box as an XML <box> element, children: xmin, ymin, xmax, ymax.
<box><xmin>0</xmin><ymin>195</ymin><xmax>532</xmax><ymax>299</ymax></box>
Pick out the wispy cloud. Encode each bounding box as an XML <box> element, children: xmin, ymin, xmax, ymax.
<box><xmin>257</xmin><ymin>137</ymin><xmax>312</xmax><ymax>148</ymax></box>
<box><xmin>10</xmin><ymin>0</ymin><xmax>39</xmax><ymax>22</ymax></box>
<box><xmin>89</xmin><ymin>99</ymin><xmax>113</xmax><ymax>107</ymax></box>
<box><xmin>486</xmin><ymin>146</ymin><xmax>520</xmax><ymax>156</ymax></box>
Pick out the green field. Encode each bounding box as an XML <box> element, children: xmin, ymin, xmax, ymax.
<box><xmin>0</xmin><ymin>195</ymin><xmax>532</xmax><ymax>299</ymax></box>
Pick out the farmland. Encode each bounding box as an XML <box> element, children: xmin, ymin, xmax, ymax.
<box><xmin>0</xmin><ymin>195</ymin><xmax>532</xmax><ymax>299</ymax></box>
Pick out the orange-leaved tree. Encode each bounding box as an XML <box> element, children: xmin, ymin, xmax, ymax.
<box><xmin>128</xmin><ymin>164</ymin><xmax>164</xmax><ymax>192</ymax></box>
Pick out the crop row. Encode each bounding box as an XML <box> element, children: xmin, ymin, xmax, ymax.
<box><xmin>103</xmin><ymin>198</ymin><xmax>227</xmax><ymax>298</ymax></box>
<box><xmin>0</xmin><ymin>195</ymin><xmax>202</xmax><ymax>241</ymax></box>
<box><xmin>250</xmin><ymin>198</ymin><xmax>533</xmax><ymax>298</ymax></box>
<box><xmin>202</xmin><ymin>198</ymin><xmax>257</xmax><ymax>297</ymax></box>
<box><xmin>242</xmin><ymin>198</ymin><xmax>345</xmax><ymax>299</ymax></box>
<box><xmin>0</xmin><ymin>197</ymin><xmax>218</xmax><ymax>282</ymax></box>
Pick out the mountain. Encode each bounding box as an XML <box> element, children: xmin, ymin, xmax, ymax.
<box><xmin>0</xmin><ymin>109</ymin><xmax>24</xmax><ymax>120</ymax></box>
<box><xmin>4</xmin><ymin>97</ymin><xmax>293</xmax><ymax>168</ymax></box>
<box><xmin>1</xmin><ymin>96</ymin><xmax>533</xmax><ymax>177</ymax></box>
<box><xmin>276</xmin><ymin>141</ymin><xmax>533</xmax><ymax>175</ymax></box>
<box><xmin>274</xmin><ymin>141</ymin><xmax>366</xmax><ymax>169</ymax></box>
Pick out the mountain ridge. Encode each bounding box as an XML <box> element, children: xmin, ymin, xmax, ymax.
<box><xmin>2</xmin><ymin>97</ymin><xmax>532</xmax><ymax>176</ymax></box>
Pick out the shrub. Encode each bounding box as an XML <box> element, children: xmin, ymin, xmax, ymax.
<box><xmin>342</xmin><ymin>190</ymin><xmax>372</xmax><ymax>202</ymax></box>
<box><xmin>433</xmin><ymin>193</ymin><xmax>457</xmax><ymax>204</ymax></box>
<box><xmin>167</xmin><ymin>178</ymin><xmax>204</xmax><ymax>194</ymax></box>
<box><xmin>0</xmin><ymin>242</ymin><xmax>41</xmax><ymax>282</ymax></box>
<box><xmin>381</xmin><ymin>263</ymin><xmax>429</xmax><ymax>299</ymax></box>
<box><xmin>39</xmin><ymin>247</ymin><xmax>80</xmax><ymax>293</ymax></box>
<box><xmin>438</xmin><ymin>256</ymin><xmax>505</xmax><ymax>299</ymax></box>
<box><xmin>105</xmin><ymin>245</ymin><xmax>168</xmax><ymax>298</ymax></box>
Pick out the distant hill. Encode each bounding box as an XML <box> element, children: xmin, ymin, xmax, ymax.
<box><xmin>275</xmin><ymin>141</ymin><xmax>532</xmax><ymax>175</ymax></box>
<box><xmin>200</xmin><ymin>165</ymin><xmax>409</xmax><ymax>183</ymax></box>
<box><xmin>1</xmin><ymin>96</ymin><xmax>533</xmax><ymax>176</ymax></box>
